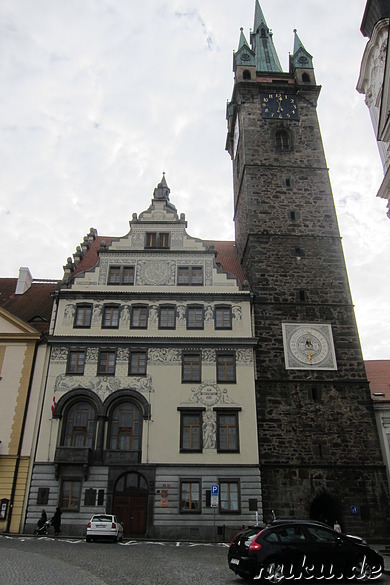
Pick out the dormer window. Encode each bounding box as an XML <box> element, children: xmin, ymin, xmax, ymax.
<box><xmin>145</xmin><ymin>232</ymin><xmax>170</xmax><ymax>249</ymax></box>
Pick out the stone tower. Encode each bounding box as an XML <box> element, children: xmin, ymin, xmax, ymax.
<box><xmin>226</xmin><ymin>1</ymin><xmax>389</xmax><ymax>536</ymax></box>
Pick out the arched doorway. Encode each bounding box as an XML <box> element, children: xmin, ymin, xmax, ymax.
<box><xmin>310</xmin><ymin>493</ymin><xmax>343</xmax><ymax>530</ymax></box>
<box><xmin>113</xmin><ymin>472</ymin><xmax>148</xmax><ymax>536</ymax></box>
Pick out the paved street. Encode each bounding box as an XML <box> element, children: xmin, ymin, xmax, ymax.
<box><xmin>1</xmin><ymin>535</ymin><xmax>390</xmax><ymax>585</ymax></box>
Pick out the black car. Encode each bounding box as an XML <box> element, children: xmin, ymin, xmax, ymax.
<box><xmin>228</xmin><ymin>520</ymin><xmax>384</xmax><ymax>582</ymax></box>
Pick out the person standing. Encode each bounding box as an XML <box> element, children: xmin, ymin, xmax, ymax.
<box><xmin>333</xmin><ymin>520</ymin><xmax>342</xmax><ymax>533</ymax></box>
<box><xmin>51</xmin><ymin>507</ymin><xmax>62</xmax><ymax>536</ymax></box>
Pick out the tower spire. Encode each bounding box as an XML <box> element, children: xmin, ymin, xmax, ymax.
<box><xmin>250</xmin><ymin>1</ymin><xmax>282</xmax><ymax>73</ymax></box>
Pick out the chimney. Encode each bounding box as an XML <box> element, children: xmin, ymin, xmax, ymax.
<box><xmin>15</xmin><ymin>267</ymin><xmax>33</xmax><ymax>295</ymax></box>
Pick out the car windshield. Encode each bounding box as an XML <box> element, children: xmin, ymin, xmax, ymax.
<box><xmin>92</xmin><ymin>515</ymin><xmax>112</xmax><ymax>522</ymax></box>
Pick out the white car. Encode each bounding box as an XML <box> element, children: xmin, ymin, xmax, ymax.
<box><xmin>86</xmin><ymin>514</ymin><xmax>124</xmax><ymax>542</ymax></box>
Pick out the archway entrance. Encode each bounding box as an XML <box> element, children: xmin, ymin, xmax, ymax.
<box><xmin>310</xmin><ymin>493</ymin><xmax>343</xmax><ymax>530</ymax></box>
<box><xmin>113</xmin><ymin>472</ymin><xmax>148</xmax><ymax>536</ymax></box>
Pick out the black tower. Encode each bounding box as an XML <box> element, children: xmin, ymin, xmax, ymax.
<box><xmin>226</xmin><ymin>2</ymin><xmax>389</xmax><ymax>536</ymax></box>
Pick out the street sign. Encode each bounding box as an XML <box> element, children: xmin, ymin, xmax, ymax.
<box><xmin>211</xmin><ymin>484</ymin><xmax>219</xmax><ymax>508</ymax></box>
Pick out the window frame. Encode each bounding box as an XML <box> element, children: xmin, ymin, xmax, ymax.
<box><xmin>215</xmin><ymin>409</ymin><xmax>240</xmax><ymax>453</ymax></box>
<box><xmin>62</xmin><ymin>401</ymin><xmax>96</xmax><ymax>449</ymax></box>
<box><xmin>216</xmin><ymin>352</ymin><xmax>236</xmax><ymax>383</ymax></box>
<box><xmin>177</xmin><ymin>266</ymin><xmax>203</xmax><ymax>286</ymax></box>
<box><xmin>102</xmin><ymin>305</ymin><xmax>120</xmax><ymax>329</ymax></box>
<box><xmin>129</xmin><ymin>349</ymin><xmax>147</xmax><ymax>376</ymax></box>
<box><xmin>97</xmin><ymin>349</ymin><xmax>116</xmax><ymax>375</ymax></box>
<box><xmin>74</xmin><ymin>304</ymin><xmax>93</xmax><ymax>328</ymax></box>
<box><xmin>219</xmin><ymin>480</ymin><xmax>240</xmax><ymax>514</ymax></box>
<box><xmin>178</xmin><ymin>409</ymin><xmax>204</xmax><ymax>453</ymax></box>
<box><xmin>108</xmin><ymin>402</ymin><xmax>143</xmax><ymax>451</ymax></box>
<box><xmin>182</xmin><ymin>352</ymin><xmax>202</xmax><ymax>383</ymax></box>
<box><xmin>66</xmin><ymin>349</ymin><xmax>86</xmax><ymax>375</ymax></box>
<box><xmin>214</xmin><ymin>306</ymin><xmax>232</xmax><ymax>330</ymax></box>
<box><xmin>158</xmin><ymin>305</ymin><xmax>176</xmax><ymax>329</ymax></box>
<box><xmin>107</xmin><ymin>265</ymin><xmax>135</xmax><ymax>285</ymax></box>
<box><xmin>59</xmin><ymin>478</ymin><xmax>82</xmax><ymax>512</ymax></box>
<box><xmin>145</xmin><ymin>232</ymin><xmax>170</xmax><ymax>249</ymax></box>
<box><xmin>179</xmin><ymin>479</ymin><xmax>201</xmax><ymax>514</ymax></box>
<box><xmin>130</xmin><ymin>305</ymin><xmax>148</xmax><ymax>329</ymax></box>
<box><xmin>187</xmin><ymin>305</ymin><xmax>204</xmax><ymax>330</ymax></box>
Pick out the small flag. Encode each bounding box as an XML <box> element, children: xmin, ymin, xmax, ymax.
<box><xmin>51</xmin><ymin>396</ymin><xmax>56</xmax><ymax>416</ymax></box>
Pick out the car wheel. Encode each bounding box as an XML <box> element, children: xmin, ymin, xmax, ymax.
<box><xmin>86</xmin><ymin>537</ymin><xmax>92</xmax><ymax>543</ymax></box>
<box><xmin>349</xmin><ymin>558</ymin><xmax>377</xmax><ymax>581</ymax></box>
<box><xmin>262</xmin><ymin>559</ymin><xmax>286</xmax><ymax>583</ymax></box>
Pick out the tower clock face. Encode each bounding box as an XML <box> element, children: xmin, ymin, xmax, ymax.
<box><xmin>260</xmin><ymin>93</ymin><xmax>299</xmax><ymax>120</ymax></box>
<box><xmin>282</xmin><ymin>323</ymin><xmax>337</xmax><ymax>370</ymax></box>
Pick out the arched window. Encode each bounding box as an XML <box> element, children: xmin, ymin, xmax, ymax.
<box><xmin>243</xmin><ymin>69</ymin><xmax>251</xmax><ymax>80</ymax></box>
<box><xmin>63</xmin><ymin>401</ymin><xmax>96</xmax><ymax>448</ymax></box>
<box><xmin>275</xmin><ymin>128</ymin><xmax>291</xmax><ymax>151</ymax></box>
<box><xmin>302</xmin><ymin>72</ymin><xmax>310</xmax><ymax>83</ymax></box>
<box><xmin>109</xmin><ymin>402</ymin><xmax>142</xmax><ymax>451</ymax></box>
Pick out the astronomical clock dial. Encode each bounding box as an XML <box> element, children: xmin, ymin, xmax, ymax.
<box><xmin>282</xmin><ymin>323</ymin><xmax>337</xmax><ymax>370</ymax></box>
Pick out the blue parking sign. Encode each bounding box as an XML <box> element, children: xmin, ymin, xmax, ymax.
<box><xmin>211</xmin><ymin>484</ymin><xmax>219</xmax><ymax>496</ymax></box>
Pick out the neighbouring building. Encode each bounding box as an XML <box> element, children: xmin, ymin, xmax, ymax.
<box><xmin>225</xmin><ymin>1</ymin><xmax>389</xmax><ymax>536</ymax></box>
<box><xmin>366</xmin><ymin>360</ymin><xmax>390</xmax><ymax>492</ymax></box>
<box><xmin>0</xmin><ymin>269</ymin><xmax>56</xmax><ymax>533</ymax></box>
<box><xmin>24</xmin><ymin>179</ymin><xmax>261</xmax><ymax>539</ymax></box>
<box><xmin>357</xmin><ymin>0</ymin><xmax>390</xmax><ymax>218</ymax></box>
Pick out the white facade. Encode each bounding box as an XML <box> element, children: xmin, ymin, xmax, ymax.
<box><xmin>26</xmin><ymin>182</ymin><xmax>261</xmax><ymax>539</ymax></box>
<box><xmin>357</xmin><ymin>2</ymin><xmax>390</xmax><ymax>217</ymax></box>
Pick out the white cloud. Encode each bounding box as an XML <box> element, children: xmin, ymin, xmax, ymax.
<box><xmin>0</xmin><ymin>0</ymin><xmax>388</xmax><ymax>359</ymax></box>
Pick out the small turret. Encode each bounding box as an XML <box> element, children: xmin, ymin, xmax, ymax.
<box><xmin>233</xmin><ymin>28</ymin><xmax>256</xmax><ymax>82</ymax></box>
<box><xmin>289</xmin><ymin>29</ymin><xmax>316</xmax><ymax>85</ymax></box>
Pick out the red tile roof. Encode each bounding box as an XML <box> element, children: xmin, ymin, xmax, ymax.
<box><xmin>365</xmin><ymin>360</ymin><xmax>390</xmax><ymax>401</ymax></box>
<box><xmin>0</xmin><ymin>278</ymin><xmax>57</xmax><ymax>334</ymax></box>
<box><xmin>205</xmin><ymin>240</ymin><xmax>245</xmax><ymax>284</ymax></box>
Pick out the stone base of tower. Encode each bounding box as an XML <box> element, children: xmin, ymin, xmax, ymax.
<box><xmin>260</xmin><ymin>465</ymin><xmax>390</xmax><ymax>538</ymax></box>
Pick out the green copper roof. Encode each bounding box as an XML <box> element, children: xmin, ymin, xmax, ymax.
<box><xmin>250</xmin><ymin>1</ymin><xmax>282</xmax><ymax>72</ymax></box>
<box><xmin>290</xmin><ymin>29</ymin><xmax>314</xmax><ymax>70</ymax></box>
<box><xmin>234</xmin><ymin>27</ymin><xmax>256</xmax><ymax>69</ymax></box>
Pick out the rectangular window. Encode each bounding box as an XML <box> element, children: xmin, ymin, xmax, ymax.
<box><xmin>97</xmin><ymin>350</ymin><xmax>116</xmax><ymax>375</ymax></box>
<box><xmin>216</xmin><ymin>353</ymin><xmax>236</xmax><ymax>383</ymax></box>
<box><xmin>182</xmin><ymin>352</ymin><xmax>201</xmax><ymax>382</ymax></box>
<box><xmin>215</xmin><ymin>306</ymin><xmax>232</xmax><ymax>329</ymax></box>
<box><xmin>37</xmin><ymin>487</ymin><xmax>49</xmax><ymax>506</ymax></box>
<box><xmin>177</xmin><ymin>266</ymin><xmax>203</xmax><ymax>285</ymax></box>
<box><xmin>74</xmin><ymin>305</ymin><xmax>92</xmax><ymax>328</ymax></box>
<box><xmin>67</xmin><ymin>350</ymin><xmax>86</xmax><ymax>374</ymax></box>
<box><xmin>102</xmin><ymin>306</ymin><xmax>120</xmax><ymax>328</ymax></box>
<box><xmin>220</xmin><ymin>480</ymin><xmax>240</xmax><ymax>513</ymax></box>
<box><xmin>59</xmin><ymin>479</ymin><xmax>81</xmax><ymax>511</ymax></box>
<box><xmin>217</xmin><ymin>411</ymin><xmax>239</xmax><ymax>452</ymax></box>
<box><xmin>159</xmin><ymin>306</ymin><xmax>176</xmax><ymax>329</ymax></box>
<box><xmin>107</xmin><ymin>266</ymin><xmax>134</xmax><ymax>285</ymax></box>
<box><xmin>187</xmin><ymin>306</ymin><xmax>204</xmax><ymax>329</ymax></box>
<box><xmin>129</xmin><ymin>350</ymin><xmax>147</xmax><ymax>375</ymax></box>
<box><xmin>131</xmin><ymin>305</ymin><xmax>148</xmax><ymax>329</ymax></box>
<box><xmin>84</xmin><ymin>488</ymin><xmax>97</xmax><ymax>506</ymax></box>
<box><xmin>145</xmin><ymin>232</ymin><xmax>170</xmax><ymax>249</ymax></box>
<box><xmin>180</xmin><ymin>480</ymin><xmax>201</xmax><ymax>513</ymax></box>
<box><xmin>180</xmin><ymin>411</ymin><xmax>202</xmax><ymax>452</ymax></box>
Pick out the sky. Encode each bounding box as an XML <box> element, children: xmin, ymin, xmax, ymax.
<box><xmin>0</xmin><ymin>0</ymin><xmax>389</xmax><ymax>360</ymax></box>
